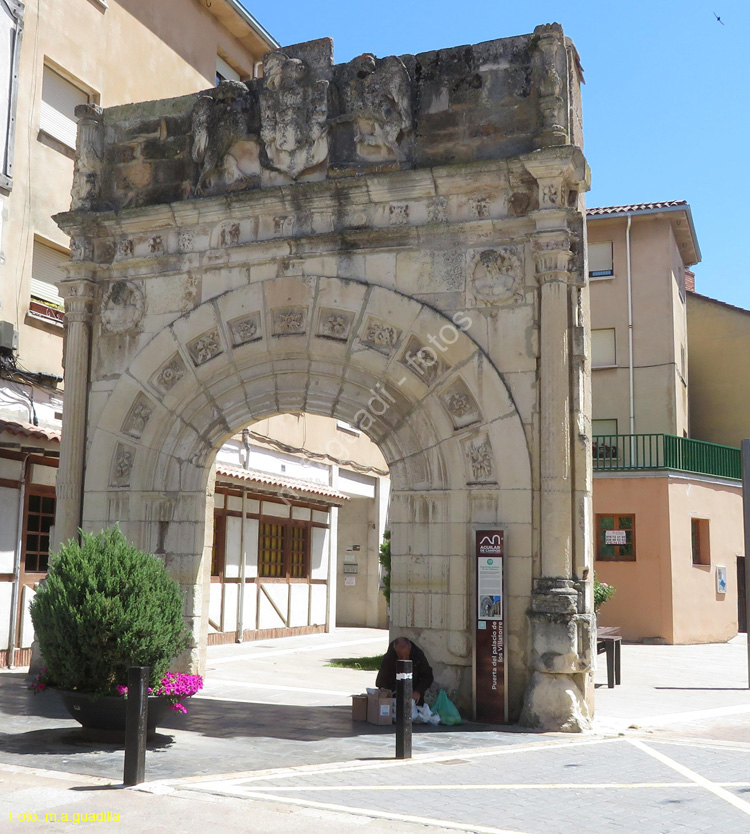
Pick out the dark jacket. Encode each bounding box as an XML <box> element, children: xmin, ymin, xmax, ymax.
<box><xmin>376</xmin><ymin>640</ymin><xmax>434</xmax><ymax>705</ymax></box>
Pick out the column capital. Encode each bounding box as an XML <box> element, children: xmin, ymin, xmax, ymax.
<box><xmin>520</xmin><ymin>147</ymin><xmax>590</xmax><ymax>214</ymax></box>
<box><xmin>59</xmin><ymin>277</ymin><xmax>97</xmax><ymax>322</ymax></box>
<box><xmin>531</xmin><ymin>228</ymin><xmax>574</xmax><ymax>284</ymax></box>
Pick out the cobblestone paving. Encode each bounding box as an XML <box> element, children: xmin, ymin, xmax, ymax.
<box><xmin>163</xmin><ymin>736</ymin><xmax>750</xmax><ymax>834</ymax></box>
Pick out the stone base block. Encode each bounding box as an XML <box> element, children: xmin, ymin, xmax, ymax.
<box><xmin>519</xmin><ymin>670</ymin><xmax>591</xmax><ymax>732</ymax></box>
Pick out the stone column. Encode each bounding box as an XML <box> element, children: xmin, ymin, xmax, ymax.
<box><xmin>53</xmin><ymin>273</ymin><xmax>96</xmax><ymax>549</ymax></box>
<box><xmin>519</xmin><ymin>147</ymin><xmax>594</xmax><ymax>731</ymax></box>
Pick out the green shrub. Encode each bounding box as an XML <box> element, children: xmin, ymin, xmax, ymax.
<box><xmin>379</xmin><ymin>530</ymin><xmax>391</xmax><ymax>606</ymax></box>
<box><xmin>30</xmin><ymin>527</ymin><xmax>191</xmax><ymax>694</ymax></box>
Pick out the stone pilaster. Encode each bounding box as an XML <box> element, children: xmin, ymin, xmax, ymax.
<box><xmin>71</xmin><ymin>104</ymin><xmax>104</xmax><ymax>212</ymax></box>
<box><xmin>519</xmin><ymin>147</ymin><xmax>593</xmax><ymax>731</ymax></box>
<box><xmin>53</xmin><ymin>274</ymin><xmax>97</xmax><ymax>549</ymax></box>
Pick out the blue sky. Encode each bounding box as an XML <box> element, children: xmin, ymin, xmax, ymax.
<box><xmin>245</xmin><ymin>1</ymin><xmax>749</xmax><ymax>310</ymax></box>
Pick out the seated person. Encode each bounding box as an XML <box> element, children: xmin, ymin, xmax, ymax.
<box><xmin>376</xmin><ymin>636</ymin><xmax>434</xmax><ymax>706</ymax></box>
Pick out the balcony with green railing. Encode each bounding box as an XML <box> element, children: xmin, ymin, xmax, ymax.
<box><xmin>592</xmin><ymin>433</ymin><xmax>741</xmax><ymax>480</ymax></box>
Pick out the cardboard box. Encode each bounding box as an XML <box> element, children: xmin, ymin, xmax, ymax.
<box><xmin>366</xmin><ymin>689</ymin><xmax>393</xmax><ymax>725</ymax></box>
<box><xmin>351</xmin><ymin>694</ymin><xmax>368</xmax><ymax>721</ymax></box>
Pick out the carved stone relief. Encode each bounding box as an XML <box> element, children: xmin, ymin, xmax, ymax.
<box><xmin>427</xmin><ymin>197</ymin><xmax>447</xmax><ymax>223</ymax></box>
<box><xmin>178</xmin><ymin>230</ymin><xmax>194</xmax><ymax>252</ymax></box>
<box><xmin>121</xmin><ymin>393</ymin><xmax>154</xmax><ymax>439</ymax></box>
<box><xmin>359</xmin><ymin>316</ymin><xmax>401</xmax><ymax>355</ymax></box>
<box><xmin>151</xmin><ymin>354</ymin><xmax>188</xmax><ymax>395</ymax></box>
<box><xmin>70</xmin><ymin>237</ymin><xmax>93</xmax><ymax>262</ymax></box>
<box><xmin>149</xmin><ymin>236</ymin><xmax>163</xmax><ymax>254</ymax></box>
<box><xmin>440</xmin><ymin>380</ymin><xmax>481</xmax><ymax>430</ymax></box>
<box><xmin>187</xmin><ymin>329</ymin><xmax>223</xmax><ymax>366</ymax></box>
<box><xmin>228</xmin><ymin>312</ymin><xmax>262</xmax><ymax>346</ymax></box>
<box><xmin>471</xmin><ymin>248</ymin><xmax>525</xmax><ymax>305</ymax></box>
<box><xmin>100</xmin><ymin>281</ymin><xmax>145</xmax><ymax>334</ymax></box>
<box><xmin>531</xmin><ymin>23</ymin><xmax>568</xmax><ymax>148</ymax></box>
<box><xmin>117</xmin><ymin>238</ymin><xmax>133</xmax><ymax>259</ymax></box>
<box><xmin>398</xmin><ymin>335</ymin><xmax>448</xmax><ymax>386</ymax></box>
<box><xmin>338</xmin><ymin>53</ymin><xmax>412</xmax><ymax>162</ymax></box>
<box><xmin>110</xmin><ymin>442</ymin><xmax>135</xmax><ymax>487</ymax></box>
<box><xmin>317</xmin><ymin>308</ymin><xmax>355</xmax><ymax>341</ymax></box>
<box><xmin>389</xmin><ymin>203</ymin><xmax>409</xmax><ymax>225</ymax></box>
<box><xmin>470</xmin><ymin>197</ymin><xmax>490</xmax><ymax>219</ymax></box>
<box><xmin>260</xmin><ymin>51</ymin><xmax>329</xmax><ymax>179</ymax></box>
<box><xmin>220</xmin><ymin>223</ymin><xmax>240</xmax><ymax>247</ymax></box>
<box><xmin>272</xmin><ymin>306</ymin><xmax>307</xmax><ymax>336</ymax></box>
<box><xmin>191</xmin><ymin>80</ymin><xmax>259</xmax><ymax>195</ymax></box>
<box><xmin>465</xmin><ymin>435</ymin><xmax>495</xmax><ymax>483</ymax></box>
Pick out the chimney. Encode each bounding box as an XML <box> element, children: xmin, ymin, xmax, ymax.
<box><xmin>684</xmin><ymin>269</ymin><xmax>695</xmax><ymax>293</ymax></box>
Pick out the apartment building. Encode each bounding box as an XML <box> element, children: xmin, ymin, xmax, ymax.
<box><xmin>0</xmin><ymin>0</ymin><xmax>277</xmax><ymax>666</ymax></box>
<box><xmin>587</xmin><ymin>202</ymin><xmax>744</xmax><ymax>643</ymax></box>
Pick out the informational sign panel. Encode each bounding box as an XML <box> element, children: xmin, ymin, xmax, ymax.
<box><xmin>475</xmin><ymin>530</ymin><xmax>506</xmax><ymax>723</ymax></box>
<box><xmin>604</xmin><ymin>529</ymin><xmax>627</xmax><ymax>546</ymax></box>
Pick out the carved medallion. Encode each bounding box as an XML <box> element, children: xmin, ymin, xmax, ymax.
<box><xmin>398</xmin><ymin>335</ymin><xmax>448</xmax><ymax>386</ymax></box>
<box><xmin>152</xmin><ymin>354</ymin><xmax>187</xmax><ymax>395</ymax></box>
<box><xmin>317</xmin><ymin>308</ymin><xmax>355</xmax><ymax>341</ymax></box>
<box><xmin>359</xmin><ymin>317</ymin><xmax>401</xmax><ymax>355</ymax></box>
<box><xmin>272</xmin><ymin>307</ymin><xmax>307</xmax><ymax>336</ymax></box>
<box><xmin>121</xmin><ymin>393</ymin><xmax>154</xmax><ymax>439</ymax></box>
<box><xmin>440</xmin><ymin>380</ymin><xmax>481</xmax><ymax>429</ymax></box>
<box><xmin>100</xmin><ymin>281</ymin><xmax>145</xmax><ymax>334</ymax></box>
<box><xmin>260</xmin><ymin>51</ymin><xmax>329</xmax><ymax>179</ymax></box>
<box><xmin>117</xmin><ymin>238</ymin><xmax>134</xmax><ymax>258</ymax></box>
<box><xmin>427</xmin><ymin>197</ymin><xmax>447</xmax><ymax>224</ymax></box>
<box><xmin>228</xmin><ymin>312</ymin><xmax>262</xmax><ymax>346</ymax></box>
<box><xmin>149</xmin><ymin>236</ymin><xmax>163</xmax><ymax>253</ymax></box>
<box><xmin>187</xmin><ymin>329</ymin><xmax>223</xmax><ymax>366</ymax></box>
<box><xmin>471</xmin><ymin>248</ymin><xmax>524</xmax><ymax>305</ymax></box>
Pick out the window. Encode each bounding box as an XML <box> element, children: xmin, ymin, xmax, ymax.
<box><xmin>691</xmin><ymin>518</ymin><xmax>710</xmax><ymax>566</ymax></box>
<box><xmin>211</xmin><ymin>514</ymin><xmax>226</xmax><ymax>579</ymax></box>
<box><xmin>29</xmin><ymin>240</ymin><xmax>66</xmax><ymax>325</ymax></box>
<box><xmin>216</xmin><ymin>54</ymin><xmax>241</xmax><ymax>85</ymax></box>
<box><xmin>258</xmin><ymin>520</ymin><xmax>309</xmax><ymax>579</ymax></box>
<box><xmin>0</xmin><ymin>0</ymin><xmax>23</xmax><ymax>190</ymax></box>
<box><xmin>593</xmin><ymin>419</ymin><xmax>618</xmax><ymax>436</ymax></box>
<box><xmin>24</xmin><ymin>491</ymin><xmax>56</xmax><ymax>573</ymax></box>
<box><xmin>40</xmin><ymin>65</ymin><xmax>89</xmax><ymax>149</ymax></box>
<box><xmin>589</xmin><ymin>241</ymin><xmax>613</xmax><ymax>278</ymax></box>
<box><xmin>591</xmin><ymin>328</ymin><xmax>616</xmax><ymax>368</ymax></box>
<box><xmin>596</xmin><ymin>514</ymin><xmax>635</xmax><ymax>561</ymax></box>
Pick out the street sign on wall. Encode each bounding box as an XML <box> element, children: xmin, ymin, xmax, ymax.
<box><xmin>475</xmin><ymin>530</ymin><xmax>507</xmax><ymax>723</ymax></box>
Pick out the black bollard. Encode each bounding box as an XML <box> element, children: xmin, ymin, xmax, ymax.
<box><xmin>395</xmin><ymin>659</ymin><xmax>412</xmax><ymax>759</ymax></box>
<box><xmin>123</xmin><ymin>666</ymin><xmax>149</xmax><ymax>786</ymax></box>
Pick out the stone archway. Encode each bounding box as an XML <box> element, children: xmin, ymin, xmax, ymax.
<box><xmin>54</xmin><ymin>25</ymin><xmax>594</xmax><ymax>728</ymax></box>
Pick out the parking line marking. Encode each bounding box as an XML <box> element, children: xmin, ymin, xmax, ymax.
<box><xmin>189</xmin><ymin>787</ymin><xmax>532</xmax><ymax>834</ymax></box>
<box><xmin>629</xmin><ymin>738</ymin><xmax>750</xmax><ymax>817</ymax></box>
<box><xmin>231</xmin><ymin>782</ymin><xmax>694</xmax><ymax>792</ymax></box>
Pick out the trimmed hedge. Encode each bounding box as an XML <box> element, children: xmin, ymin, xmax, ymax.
<box><xmin>30</xmin><ymin>527</ymin><xmax>191</xmax><ymax>694</ymax></box>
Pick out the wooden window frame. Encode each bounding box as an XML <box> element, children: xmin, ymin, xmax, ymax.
<box><xmin>596</xmin><ymin>513</ymin><xmax>636</xmax><ymax>562</ymax></box>
<box><xmin>258</xmin><ymin>517</ymin><xmax>310</xmax><ymax>580</ymax></box>
<box><xmin>691</xmin><ymin>518</ymin><xmax>710</xmax><ymax>567</ymax></box>
<box><xmin>23</xmin><ymin>486</ymin><xmax>56</xmax><ymax>574</ymax></box>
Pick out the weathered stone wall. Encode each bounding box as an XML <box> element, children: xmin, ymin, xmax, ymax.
<box><xmin>54</xmin><ymin>24</ymin><xmax>594</xmax><ymax>728</ymax></box>
<box><xmin>72</xmin><ymin>28</ymin><xmax>582</xmax><ymax>212</ymax></box>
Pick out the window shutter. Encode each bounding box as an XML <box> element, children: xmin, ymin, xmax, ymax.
<box><xmin>591</xmin><ymin>328</ymin><xmax>616</xmax><ymax>367</ymax></box>
<box><xmin>31</xmin><ymin>241</ymin><xmax>66</xmax><ymax>306</ymax></box>
<box><xmin>589</xmin><ymin>241</ymin><xmax>613</xmax><ymax>277</ymax></box>
<box><xmin>216</xmin><ymin>55</ymin><xmax>241</xmax><ymax>83</ymax></box>
<box><xmin>40</xmin><ymin>67</ymin><xmax>88</xmax><ymax>149</ymax></box>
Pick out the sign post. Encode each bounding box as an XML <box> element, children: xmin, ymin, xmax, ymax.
<box><xmin>474</xmin><ymin>530</ymin><xmax>506</xmax><ymax>723</ymax></box>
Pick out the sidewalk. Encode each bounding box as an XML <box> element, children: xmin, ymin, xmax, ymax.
<box><xmin>2</xmin><ymin>629</ymin><xmax>750</xmax><ymax>833</ymax></box>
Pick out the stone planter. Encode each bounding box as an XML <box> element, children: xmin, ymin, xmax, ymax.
<box><xmin>58</xmin><ymin>690</ymin><xmax>172</xmax><ymax>742</ymax></box>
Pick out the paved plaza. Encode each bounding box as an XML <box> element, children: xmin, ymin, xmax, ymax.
<box><xmin>2</xmin><ymin>629</ymin><xmax>750</xmax><ymax>833</ymax></box>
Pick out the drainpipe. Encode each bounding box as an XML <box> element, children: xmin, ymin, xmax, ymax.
<box><xmin>7</xmin><ymin>451</ymin><xmax>32</xmax><ymax>668</ymax></box>
<box><xmin>626</xmin><ymin>215</ymin><xmax>635</xmax><ymax>435</ymax></box>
